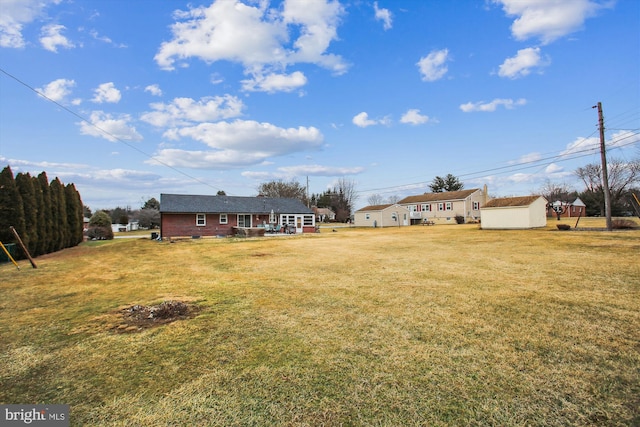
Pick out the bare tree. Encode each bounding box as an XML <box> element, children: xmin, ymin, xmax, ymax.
<box><xmin>539</xmin><ymin>180</ymin><xmax>576</xmax><ymax>202</ymax></box>
<box><xmin>575</xmin><ymin>157</ymin><xmax>640</xmax><ymax>215</ymax></box>
<box><xmin>336</xmin><ymin>177</ymin><xmax>359</xmax><ymax>213</ymax></box>
<box><xmin>386</xmin><ymin>194</ymin><xmax>401</xmax><ymax>204</ymax></box>
<box><xmin>367</xmin><ymin>194</ymin><xmax>384</xmax><ymax>206</ymax></box>
<box><xmin>257</xmin><ymin>179</ymin><xmax>307</xmax><ymax>204</ymax></box>
<box><xmin>576</xmin><ymin>158</ymin><xmax>639</xmax><ymax>198</ymax></box>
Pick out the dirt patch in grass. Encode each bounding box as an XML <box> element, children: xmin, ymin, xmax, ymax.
<box><xmin>111</xmin><ymin>300</ymin><xmax>200</xmax><ymax>333</ymax></box>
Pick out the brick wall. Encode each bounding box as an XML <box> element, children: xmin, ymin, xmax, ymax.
<box><xmin>161</xmin><ymin>213</ymin><xmax>235</xmax><ymax>238</ymax></box>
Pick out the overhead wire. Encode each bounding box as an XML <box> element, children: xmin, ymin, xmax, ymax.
<box><xmin>0</xmin><ymin>66</ymin><xmax>229</xmax><ymax>195</ymax></box>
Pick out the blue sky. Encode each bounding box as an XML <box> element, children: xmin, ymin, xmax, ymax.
<box><xmin>1</xmin><ymin>0</ymin><xmax>638</xmax><ymax>211</ymax></box>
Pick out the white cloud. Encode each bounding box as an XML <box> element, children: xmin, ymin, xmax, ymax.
<box><xmin>417</xmin><ymin>48</ymin><xmax>450</xmax><ymax>82</ymax></box>
<box><xmin>561</xmin><ymin>130</ymin><xmax>639</xmax><ymax>157</ymax></box>
<box><xmin>91</xmin><ymin>82</ymin><xmax>122</xmax><ymax>104</ymax></box>
<box><xmin>498</xmin><ymin>47</ymin><xmax>549</xmax><ymax>79</ymax></box>
<box><xmin>165</xmin><ymin>119</ymin><xmax>322</xmax><ymax>152</ymax></box>
<box><xmin>512</xmin><ymin>152</ymin><xmax>542</xmax><ymax>164</ymax></box>
<box><xmin>241</xmin><ymin>164</ymin><xmax>364</xmax><ymax>180</ymax></box>
<box><xmin>39</xmin><ymin>23</ymin><xmax>74</xmax><ymax>52</ymax></box>
<box><xmin>140</xmin><ymin>95</ymin><xmax>245</xmax><ymax>128</ymax></box>
<box><xmin>460</xmin><ymin>98</ymin><xmax>527</xmax><ymax>112</ymax></box>
<box><xmin>36</xmin><ymin>78</ymin><xmax>75</xmax><ymax>102</ymax></box>
<box><xmin>493</xmin><ymin>0</ymin><xmax>612</xmax><ymax>45</ymax></box>
<box><xmin>0</xmin><ymin>0</ymin><xmax>59</xmax><ymax>48</ymax></box>
<box><xmin>353</xmin><ymin>112</ymin><xmax>391</xmax><ymax>128</ymax></box>
<box><xmin>545</xmin><ymin>163</ymin><xmax>564</xmax><ymax>174</ymax></box>
<box><xmin>277</xmin><ymin>164</ymin><xmax>364</xmax><ymax>176</ymax></box>
<box><xmin>154</xmin><ymin>0</ymin><xmax>347</xmax><ymax>91</ymax></box>
<box><xmin>149</xmin><ymin>119</ymin><xmax>323</xmax><ymax>169</ymax></box>
<box><xmin>0</xmin><ymin>156</ymin><xmax>88</xmax><ymax>171</ymax></box>
<box><xmin>144</xmin><ymin>84</ymin><xmax>163</xmax><ymax>96</ymax></box>
<box><xmin>374</xmin><ymin>2</ymin><xmax>392</xmax><ymax>30</ymax></box>
<box><xmin>352</xmin><ymin>112</ymin><xmax>376</xmax><ymax>127</ymax></box>
<box><xmin>79</xmin><ymin>111</ymin><xmax>143</xmax><ymax>142</ymax></box>
<box><xmin>241</xmin><ymin>71</ymin><xmax>307</xmax><ymax>93</ymax></box>
<box><xmin>400</xmin><ymin>109</ymin><xmax>430</xmax><ymax>125</ymax></box>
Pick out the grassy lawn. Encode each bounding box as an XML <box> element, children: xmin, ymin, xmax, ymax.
<box><xmin>1</xmin><ymin>218</ymin><xmax>638</xmax><ymax>426</ymax></box>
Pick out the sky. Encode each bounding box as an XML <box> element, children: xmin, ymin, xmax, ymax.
<box><xmin>1</xmin><ymin>0</ymin><xmax>638</xmax><ymax>211</ymax></box>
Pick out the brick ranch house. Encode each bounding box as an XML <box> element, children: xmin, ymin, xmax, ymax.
<box><xmin>160</xmin><ymin>193</ymin><xmax>315</xmax><ymax>239</ymax></box>
<box><xmin>396</xmin><ymin>187</ymin><xmax>489</xmax><ymax>224</ymax></box>
<box><xmin>546</xmin><ymin>197</ymin><xmax>587</xmax><ymax>219</ymax></box>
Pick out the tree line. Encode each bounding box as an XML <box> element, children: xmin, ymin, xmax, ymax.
<box><xmin>0</xmin><ymin>166</ymin><xmax>84</xmax><ymax>259</ymax></box>
<box><xmin>257</xmin><ymin>178</ymin><xmax>358</xmax><ymax>222</ymax></box>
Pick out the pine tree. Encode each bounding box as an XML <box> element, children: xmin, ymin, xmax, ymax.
<box><xmin>37</xmin><ymin>172</ymin><xmax>54</xmax><ymax>254</ymax></box>
<box><xmin>31</xmin><ymin>176</ymin><xmax>45</xmax><ymax>256</ymax></box>
<box><xmin>49</xmin><ymin>177</ymin><xmax>67</xmax><ymax>251</ymax></box>
<box><xmin>65</xmin><ymin>183</ymin><xmax>84</xmax><ymax>247</ymax></box>
<box><xmin>0</xmin><ymin>166</ymin><xmax>26</xmax><ymax>245</ymax></box>
<box><xmin>15</xmin><ymin>172</ymin><xmax>38</xmax><ymax>256</ymax></box>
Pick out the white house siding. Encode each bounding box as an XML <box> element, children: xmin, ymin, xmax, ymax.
<box><xmin>481</xmin><ymin>196</ymin><xmax>547</xmax><ymax>229</ymax></box>
<box><xmin>398</xmin><ymin>188</ymin><xmax>487</xmax><ymax>224</ymax></box>
<box><xmin>354</xmin><ymin>204</ymin><xmax>410</xmax><ymax>227</ymax></box>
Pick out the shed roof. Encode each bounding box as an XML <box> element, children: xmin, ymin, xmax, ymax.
<box><xmin>160</xmin><ymin>193</ymin><xmax>313</xmax><ymax>214</ymax></box>
<box><xmin>482</xmin><ymin>195</ymin><xmax>544</xmax><ymax>208</ymax></box>
<box><xmin>398</xmin><ymin>188</ymin><xmax>481</xmax><ymax>204</ymax></box>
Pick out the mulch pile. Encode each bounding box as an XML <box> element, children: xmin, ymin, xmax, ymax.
<box><xmin>112</xmin><ymin>300</ymin><xmax>197</xmax><ymax>333</ymax></box>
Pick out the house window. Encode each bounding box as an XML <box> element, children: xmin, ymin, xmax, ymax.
<box><xmin>421</xmin><ymin>204</ymin><xmax>430</xmax><ymax>211</ymax></box>
<box><xmin>219</xmin><ymin>213</ymin><xmax>228</xmax><ymax>224</ymax></box>
<box><xmin>303</xmin><ymin>215</ymin><xmax>314</xmax><ymax>226</ymax></box>
<box><xmin>473</xmin><ymin>201</ymin><xmax>480</xmax><ymax>210</ymax></box>
<box><xmin>237</xmin><ymin>214</ymin><xmax>251</xmax><ymax>228</ymax></box>
<box><xmin>438</xmin><ymin>203</ymin><xmax>444</xmax><ymax>211</ymax></box>
<box><xmin>196</xmin><ymin>214</ymin><xmax>206</xmax><ymax>226</ymax></box>
<box><xmin>409</xmin><ymin>205</ymin><xmax>417</xmax><ymax>212</ymax></box>
<box><xmin>446</xmin><ymin>202</ymin><xmax>452</xmax><ymax>211</ymax></box>
<box><xmin>365</xmin><ymin>213</ymin><xmax>370</xmax><ymax>220</ymax></box>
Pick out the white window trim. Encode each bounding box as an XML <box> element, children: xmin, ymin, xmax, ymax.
<box><xmin>196</xmin><ymin>213</ymin><xmax>206</xmax><ymax>226</ymax></box>
<box><xmin>219</xmin><ymin>213</ymin><xmax>228</xmax><ymax>224</ymax></box>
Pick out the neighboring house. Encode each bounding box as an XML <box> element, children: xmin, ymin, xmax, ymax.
<box><xmin>547</xmin><ymin>197</ymin><xmax>586</xmax><ymax>218</ymax></box>
<box><xmin>397</xmin><ymin>187</ymin><xmax>488</xmax><ymax>224</ymax></box>
<box><xmin>111</xmin><ymin>221</ymin><xmax>139</xmax><ymax>233</ymax></box>
<box><xmin>313</xmin><ymin>206</ymin><xmax>336</xmax><ymax>222</ymax></box>
<box><xmin>353</xmin><ymin>204</ymin><xmax>411</xmax><ymax>227</ymax></box>
<box><xmin>480</xmin><ymin>195</ymin><xmax>548</xmax><ymax>229</ymax></box>
<box><xmin>160</xmin><ymin>193</ymin><xmax>315</xmax><ymax>238</ymax></box>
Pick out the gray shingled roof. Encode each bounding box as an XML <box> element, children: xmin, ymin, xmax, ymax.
<box><xmin>160</xmin><ymin>193</ymin><xmax>313</xmax><ymax>214</ymax></box>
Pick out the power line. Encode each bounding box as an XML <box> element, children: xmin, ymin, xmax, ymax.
<box><xmin>0</xmin><ymin>67</ymin><xmax>228</xmax><ymax>195</ymax></box>
<box><xmin>358</xmin><ymin>129</ymin><xmax>639</xmax><ymax>196</ymax></box>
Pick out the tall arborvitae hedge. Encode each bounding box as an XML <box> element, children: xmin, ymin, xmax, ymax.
<box><xmin>0</xmin><ymin>166</ymin><xmax>85</xmax><ymax>259</ymax></box>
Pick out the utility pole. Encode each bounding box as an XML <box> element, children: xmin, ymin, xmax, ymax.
<box><xmin>595</xmin><ymin>102</ymin><xmax>613</xmax><ymax>231</ymax></box>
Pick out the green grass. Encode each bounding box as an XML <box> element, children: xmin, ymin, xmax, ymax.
<box><xmin>1</xmin><ymin>218</ymin><xmax>638</xmax><ymax>426</ymax></box>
